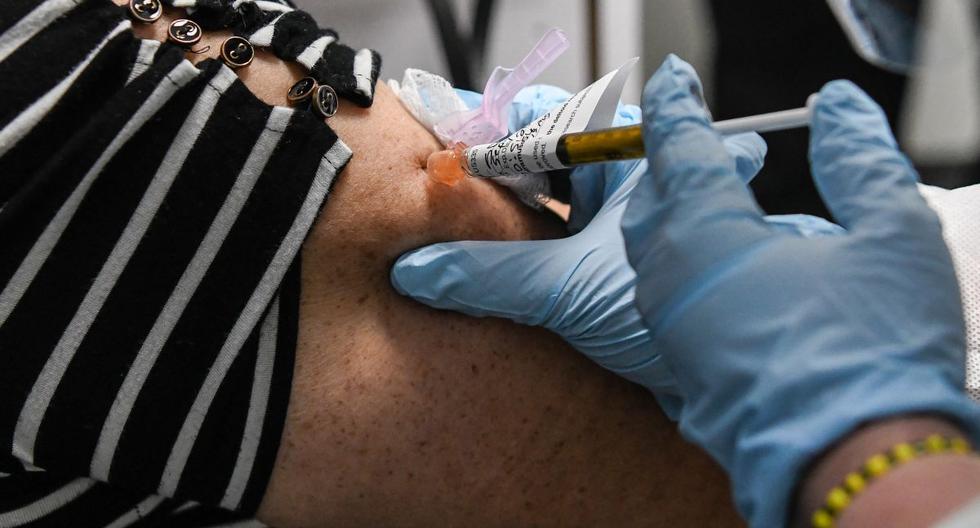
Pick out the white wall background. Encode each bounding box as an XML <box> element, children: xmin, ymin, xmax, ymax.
<box><xmin>295</xmin><ymin>0</ymin><xmax>978</xmax><ymax>165</ymax></box>
<box><xmin>295</xmin><ymin>0</ymin><xmax>645</xmax><ymax>103</ymax></box>
<box><xmin>640</xmin><ymin>0</ymin><xmax>715</xmax><ymax>102</ymax></box>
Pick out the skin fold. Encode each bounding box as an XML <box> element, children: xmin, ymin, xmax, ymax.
<box><xmin>124</xmin><ymin>5</ymin><xmax>738</xmax><ymax>526</ymax></box>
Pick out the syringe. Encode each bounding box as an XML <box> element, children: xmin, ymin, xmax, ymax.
<box><xmin>426</xmin><ymin>94</ymin><xmax>817</xmax><ymax>186</ymax></box>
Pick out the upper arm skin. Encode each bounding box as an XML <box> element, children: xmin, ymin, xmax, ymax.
<box><xmin>258</xmin><ymin>83</ymin><xmax>741</xmax><ymax>527</ymax></box>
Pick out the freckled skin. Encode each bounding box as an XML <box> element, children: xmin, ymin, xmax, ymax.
<box><xmin>123</xmin><ymin>7</ymin><xmax>739</xmax><ymax>527</ymax></box>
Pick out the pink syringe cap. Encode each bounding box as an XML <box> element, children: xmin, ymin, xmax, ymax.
<box><xmin>434</xmin><ymin>28</ymin><xmax>570</xmax><ymax>147</ymax></box>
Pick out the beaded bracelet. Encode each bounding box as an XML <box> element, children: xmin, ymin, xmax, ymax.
<box><xmin>811</xmin><ymin>434</ymin><xmax>975</xmax><ymax>528</ymax></box>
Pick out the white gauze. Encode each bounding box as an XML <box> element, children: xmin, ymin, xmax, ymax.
<box><xmin>388</xmin><ymin>69</ymin><xmax>549</xmax><ymax>207</ymax></box>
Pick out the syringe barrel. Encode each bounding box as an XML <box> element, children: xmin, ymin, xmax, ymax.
<box><xmin>554</xmin><ymin>102</ymin><xmax>812</xmax><ymax>167</ymax></box>
<box><xmin>555</xmin><ymin>124</ymin><xmax>645</xmax><ymax>165</ymax></box>
<box><xmin>459</xmin><ymin>98</ymin><xmax>815</xmax><ymax>179</ymax></box>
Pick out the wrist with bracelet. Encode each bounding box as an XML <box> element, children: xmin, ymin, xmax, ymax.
<box><xmin>810</xmin><ymin>433</ymin><xmax>976</xmax><ymax>527</ymax></box>
<box><xmin>797</xmin><ymin>415</ymin><xmax>980</xmax><ymax>528</ymax></box>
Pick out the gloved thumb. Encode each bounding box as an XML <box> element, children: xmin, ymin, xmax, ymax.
<box><xmin>391</xmin><ymin>239</ymin><xmax>567</xmax><ymax>327</ymax></box>
<box><xmin>638</xmin><ymin>54</ymin><xmax>761</xmax><ymax>216</ymax></box>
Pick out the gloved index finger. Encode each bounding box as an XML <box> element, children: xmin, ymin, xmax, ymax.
<box><xmin>641</xmin><ymin>55</ymin><xmax>762</xmax><ymax>220</ymax></box>
<box><xmin>622</xmin><ymin>56</ymin><xmax>771</xmax><ymax>331</ymax></box>
<box><xmin>392</xmin><ymin>238</ymin><xmax>568</xmax><ymax>327</ymax></box>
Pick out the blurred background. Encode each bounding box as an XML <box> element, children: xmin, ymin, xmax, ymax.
<box><xmin>296</xmin><ymin>0</ymin><xmax>978</xmax><ymax>218</ymax></box>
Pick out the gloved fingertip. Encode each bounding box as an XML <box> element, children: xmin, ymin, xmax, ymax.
<box><xmin>390</xmin><ymin>245</ymin><xmax>459</xmax><ymax>300</ymax></box>
<box><xmin>513</xmin><ymin>84</ymin><xmax>573</xmax><ymax>107</ymax></box>
<box><xmin>390</xmin><ymin>249</ymin><xmax>427</xmax><ymax>296</ymax></box>
<box><xmin>808</xmin><ymin>80</ymin><xmax>929</xmax><ymax>233</ymax></box>
<box><xmin>723</xmin><ymin>132</ymin><xmax>768</xmax><ymax>184</ymax></box>
<box><xmin>649</xmin><ymin>54</ymin><xmax>703</xmax><ymax>100</ymax></box>
<box><xmin>641</xmin><ymin>55</ymin><xmax>711</xmax><ymax>138</ymax></box>
<box><xmin>638</xmin><ymin>54</ymin><xmax>749</xmax><ymax>212</ymax></box>
<box><xmin>613</xmin><ymin>103</ymin><xmax>643</xmax><ymax>127</ymax></box>
<box><xmin>817</xmin><ymin>80</ymin><xmax>875</xmax><ymax>109</ymax></box>
<box><xmin>811</xmin><ymin>80</ymin><xmax>897</xmax><ymax>150</ymax></box>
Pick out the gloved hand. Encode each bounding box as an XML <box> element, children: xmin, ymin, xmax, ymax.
<box><xmin>392</xmin><ymin>83</ymin><xmax>841</xmax><ymax>398</ymax></box>
<box><xmin>622</xmin><ymin>54</ymin><xmax>980</xmax><ymax>527</ymax></box>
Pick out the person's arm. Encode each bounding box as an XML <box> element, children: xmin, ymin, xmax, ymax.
<box><xmin>799</xmin><ymin>415</ymin><xmax>980</xmax><ymax>527</ymax></box>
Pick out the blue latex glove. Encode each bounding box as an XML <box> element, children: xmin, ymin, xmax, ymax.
<box><xmin>392</xmin><ymin>84</ymin><xmax>841</xmax><ymax>398</ymax></box>
<box><xmin>622</xmin><ymin>55</ymin><xmax>980</xmax><ymax>527</ymax></box>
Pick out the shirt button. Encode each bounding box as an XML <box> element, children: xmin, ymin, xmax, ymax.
<box><xmin>168</xmin><ymin>19</ymin><xmax>203</xmax><ymax>48</ymax></box>
<box><xmin>287</xmin><ymin>77</ymin><xmax>318</xmax><ymax>105</ymax></box>
<box><xmin>221</xmin><ymin>36</ymin><xmax>254</xmax><ymax>69</ymax></box>
<box><xmin>312</xmin><ymin>84</ymin><xmax>338</xmax><ymax>119</ymax></box>
<box><xmin>128</xmin><ymin>0</ymin><xmax>162</xmax><ymax>23</ymax></box>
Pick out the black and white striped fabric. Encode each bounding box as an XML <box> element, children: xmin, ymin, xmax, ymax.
<box><xmin>0</xmin><ymin>0</ymin><xmax>380</xmax><ymax>526</ymax></box>
<box><xmin>160</xmin><ymin>0</ymin><xmax>381</xmax><ymax>107</ymax></box>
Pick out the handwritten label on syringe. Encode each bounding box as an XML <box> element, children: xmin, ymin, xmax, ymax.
<box><xmin>465</xmin><ymin>58</ymin><xmax>637</xmax><ymax>179</ymax></box>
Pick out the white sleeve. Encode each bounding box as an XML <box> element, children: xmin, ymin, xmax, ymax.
<box><xmin>919</xmin><ymin>183</ymin><xmax>980</xmax><ymax>401</ymax></box>
<box><xmin>933</xmin><ymin>496</ymin><xmax>980</xmax><ymax>528</ymax></box>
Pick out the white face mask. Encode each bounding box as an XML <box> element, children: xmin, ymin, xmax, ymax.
<box><xmin>388</xmin><ymin>69</ymin><xmax>469</xmax><ymax>143</ymax></box>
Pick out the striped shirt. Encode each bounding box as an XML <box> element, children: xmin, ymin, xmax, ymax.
<box><xmin>0</xmin><ymin>0</ymin><xmax>380</xmax><ymax>525</ymax></box>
